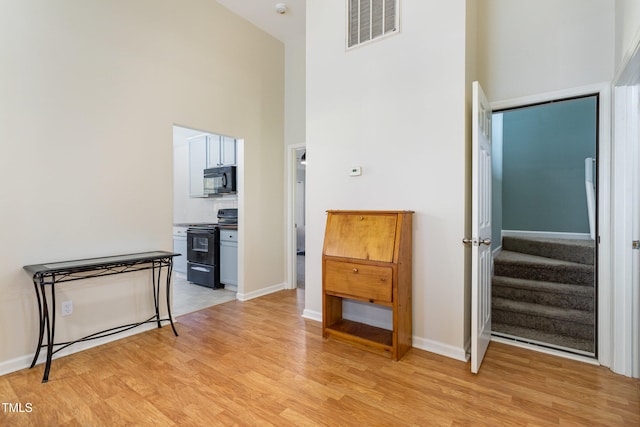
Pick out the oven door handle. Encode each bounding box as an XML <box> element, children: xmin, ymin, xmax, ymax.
<box><xmin>190</xmin><ymin>266</ymin><xmax>211</xmax><ymax>273</ymax></box>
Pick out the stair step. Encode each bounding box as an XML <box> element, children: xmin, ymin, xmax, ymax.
<box><xmin>502</xmin><ymin>236</ymin><xmax>594</xmax><ymax>265</ymax></box>
<box><xmin>492</xmin><ymin>297</ymin><xmax>594</xmax><ymax>340</ymax></box>
<box><xmin>492</xmin><ymin>276</ymin><xmax>594</xmax><ymax>311</ymax></box>
<box><xmin>494</xmin><ymin>250</ymin><xmax>594</xmax><ymax>286</ymax></box>
<box><xmin>492</xmin><ymin>323</ymin><xmax>595</xmax><ymax>354</ymax></box>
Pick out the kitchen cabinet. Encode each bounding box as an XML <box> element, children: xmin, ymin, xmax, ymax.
<box><xmin>189</xmin><ymin>134</ymin><xmax>237</xmax><ymax>197</ymax></box>
<box><xmin>207</xmin><ymin>135</ymin><xmax>236</xmax><ymax>167</ymax></box>
<box><xmin>172</xmin><ymin>226</ymin><xmax>188</xmax><ymax>274</ymax></box>
<box><xmin>188</xmin><ymin>135</ymin><xmax>208</xmax><ymax>197</ymax></box>
<box><xmin>322</xmin><ymin>210</ymin><xmax>413</xmax><ymax>360</ymax></box>
<box><xmin>220</xmin><ymin>229</ymin><xmax>238</xmax><ymax>289</ymax></box>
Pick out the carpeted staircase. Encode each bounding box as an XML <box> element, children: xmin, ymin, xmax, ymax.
<box><xmin>492</xmin><ymin>236</ymin><xmax>596</xmax><ymax>354</ymax></box>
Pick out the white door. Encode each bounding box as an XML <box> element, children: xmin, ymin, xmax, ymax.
<box><xmin>471</xmin><ymin>81</ymin><xmax>493</xmax><ymax>374</ymax></box>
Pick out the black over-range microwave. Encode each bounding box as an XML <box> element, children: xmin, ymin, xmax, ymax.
<box><xmin>203</xmin><ymin>166</ymin><xmax>236</xmax><ymax>196</ymax></box>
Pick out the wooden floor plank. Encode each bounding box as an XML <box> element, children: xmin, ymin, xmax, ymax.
<box><xmin>1</xmin><ymin>289</ymin><xmax>638</xmax><ymax>426</ymax></box>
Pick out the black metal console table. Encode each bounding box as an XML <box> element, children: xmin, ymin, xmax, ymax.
<box><xmin>23</xmin><ymin>251</ymin><xmax>180</xmax><ymax>383</ymax></box>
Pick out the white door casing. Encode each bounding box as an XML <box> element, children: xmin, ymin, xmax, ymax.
<box><xmin>471</xmin><ymin>81</ymin><xmax>493</xmax><ymax>374</ymax></box>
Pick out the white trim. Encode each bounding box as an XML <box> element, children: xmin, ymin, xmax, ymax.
<box><xmin>302</xmin><ymin>309</ymin><xmax>322</xmax><ymax>323</ymax></box>
<box><xmin>236</xmin><ymin>282</ymin><xmax>286</xmax><ymax>302</ymax></box>
<box><xmin>491</xmin><ymin>83</ymin><xmax>606</xmax><ymax>112</ymax></box>
<box><xmin>286</xmin><ymin>143</ymin><xmax>306</xmax><ymax>291</ymax></box>
<box><xmin>0</xmin><ymin>323</ymin><xmax>158</xmax><ymax>378</ymax></box>
<box><xmin>611</xmin><ymin>72</ymin><xmax>640</xmax><ymax>377</ymax></box>
<box><xmin>610</xmin><ymin>31</ymin><xmax>640</xmax><ymax>378</ymax></box>
<box><xmin>236</xmin><ymin>138</ymin><xmax>246</xmax><ymax>297</ymax></box>
<box><xmin>491</xmin><ymin>336</ymin><xmax>600</xmax><ymax>366</ymax></box>
<box><xmin>301</xmin><ymin>313</ymin><xmax>470</xmax><ymax>363</ymax></box>
<box><xmin>501</xmin><ymin>230</ymin><xmax>592</xmax><ymax>241</ymax></box>
<box><xmin>490</xmin><ymin>82</ymin><xmax>612</xmax><ymax>370</ymax></box>
<box><xmin>492</xmin><ymin>245</ymin><xmax>502</xmax><ymax>258</ymax></box>
<box><xmin>412</xmin><ymin>336</ymin><xmax>468</xmax><ymax>362</ymax></box>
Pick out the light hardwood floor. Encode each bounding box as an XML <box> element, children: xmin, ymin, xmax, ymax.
<box><xmin>1</xmin><ymin>290</ymin><xmax>638</xmax><ymax>426</ymax></box>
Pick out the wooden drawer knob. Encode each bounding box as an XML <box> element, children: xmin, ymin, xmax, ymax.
<box><xmin>352</xmin><ymin>268</ymin><xmax>359</xmax><ymax>273</ymax></box>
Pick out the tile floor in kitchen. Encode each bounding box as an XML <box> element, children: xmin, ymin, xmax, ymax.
<box><xmin>172</xmin><ymin>254</ymin><xmax>305</xmax><ymax>316</ymax></box>
<box><xmin>172</xmin><ymin>273</ymin><xmax>237</xmax><ymax>317</ymax></box>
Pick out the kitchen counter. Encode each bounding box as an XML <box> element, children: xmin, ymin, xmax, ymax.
<box><xmin>174</xmin><ymin>222</ymin><xmax>218</xmax><ymax>227</ymax></box>
<box><xmin>218</xmin><ymin>225</ymin><xmax>238</xmax><ymax>230</ymax></box>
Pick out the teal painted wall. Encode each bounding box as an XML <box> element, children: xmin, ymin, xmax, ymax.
<box><xmin>502</xmin><ymin>96</ymin><xmax>597</xmax><ymax>234</ymax></box>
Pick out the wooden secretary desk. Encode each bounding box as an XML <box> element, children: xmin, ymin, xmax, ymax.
<box><xmin>322</xmin><ymin>210</ymin><xmax>413</xmax><ymax>360</ymax></box>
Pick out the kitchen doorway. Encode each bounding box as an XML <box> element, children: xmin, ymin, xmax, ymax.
<box><xmin>491</xmin><ymin>95</ymin><xmax>599</xmax><ymax>356</ymax></box>
<box><xmin>172</xmin><ymin>124</ymin><xmax>239</xmax><ymax>316</ymax></box>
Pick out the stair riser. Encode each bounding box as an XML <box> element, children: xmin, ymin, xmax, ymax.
<box><xmin>494</xmin><ymin>262</ymin><xmax>594</xmax><ymax>286</ymax></box>
<box><xmin>502</xmin><ymin>237</ymin><xmax>594</xmax><ymax>265</ymax></box>
<box><xmin>493</xmin><ymin>309</ymin><xmax>594</xmax><ymax>340</ymax></box>
<box><xmin>493</xmin><ymin>286</ymin><xmax>594</xmax><ymax>311</ymax></box>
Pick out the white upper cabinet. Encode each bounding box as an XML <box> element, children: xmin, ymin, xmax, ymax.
<box><xmin>188</xmin><ymin>135</ymin><xmax>208</xmax><ymax>197</ymax></box>
<box><xmin>207</xmin><ymin>135</ymin><xmax>222</xmax><ymax>167</ymax></box>
<box><xmin>189</xmin><ymin>133</ymin><xmax>237</xmax><ymax>198</ymax></box>
<box><xmin>221</xmin><ymin>136</ymin><xmax>237</xmax><ymax>166</ymax></box>
<box><xmin>207</xmin><ymin>135</ymin><xmax>236</xmax><ymax>167</ymax></box>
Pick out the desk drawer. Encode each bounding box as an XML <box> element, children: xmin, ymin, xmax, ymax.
<box><xmin>324</xmin><ymin>260</ymin><xmax>392</xmax><ymax>302</ymax></box>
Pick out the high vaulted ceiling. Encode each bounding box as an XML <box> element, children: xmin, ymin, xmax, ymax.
<box><xmin>216</xmin><ymin>0</ymin><xmax>306</xmax><ymax>43</ymax></box>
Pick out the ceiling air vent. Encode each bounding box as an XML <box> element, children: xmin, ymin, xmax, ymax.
<box><xmin>348</xmin><ymin>0</ymin><xmax>399</xmax><ymax>49</ymax></box>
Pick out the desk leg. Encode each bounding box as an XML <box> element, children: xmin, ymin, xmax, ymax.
<box><xmin>165</xmin><ymin>260</ymin><xmax>178</xmax><ymax>337</ymax></box>
<box><xmin>29</xmin><ymin>276</ymin><xmax>45</xmax><ymax>369</ymax></box>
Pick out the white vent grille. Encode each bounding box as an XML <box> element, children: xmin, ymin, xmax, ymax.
<box><xmin>348</xmin><ymin>0</ymin><xmax>399</xmax><ymax>48</ymax></box>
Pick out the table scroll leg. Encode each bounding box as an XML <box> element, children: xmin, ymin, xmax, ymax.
<box><xmin>29</xmin><ymin>275</ymin><xmax>45</xmax><ymax>369</ymax></box>
<box><xmin>165</xmin><ymin>259</ymin><xmax>178</xmax><ymax>337</ymax></box>
<box><xmin>41</xmin><ymin>276</ymin><xmax>56</xmax><ymax>383</ymax></box>
<box><xmin>152</xmin><ymin>260</ymin><xmax>161</xmax><ymax>329</ymax></box>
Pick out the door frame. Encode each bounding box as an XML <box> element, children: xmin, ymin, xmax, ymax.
<box><xmin>611</xmin><ymin>34</ymin><xmax>640</xmax><ymax>378</ymax></box>
<box><xmin>286</xmin><ymin>143</ymin><xmax>306</xmax><ymax>290</ymax></box>
<box><xmin>490</xmin><ymin>82</ymin><xmax>612</xmax><ymax>367</ymax></box>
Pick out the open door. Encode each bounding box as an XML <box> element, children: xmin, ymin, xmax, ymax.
<box><xmin>471</xmin><ymin>81</ymin><xmax>493</xmax><ymax>373</ymax></box>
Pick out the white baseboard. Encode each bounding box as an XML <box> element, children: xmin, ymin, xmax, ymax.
<box><xmin>502</xmin><ymin>230</ymin><xmax>592</xmax><ymax>240</ymax></box>
<box><xmin>302</xmin><ymin>309</ymin><xmax>322</xmax><ymax>323</ymax></box>
<box><xmin>411</xmin><ymin>336</ymin><xmax>469</xmax><ymax>362</ymax></box>
<box><xmin>300</xmin><ymin>311</ymin><xmax>469</xmax><ymax>363</ymax></box>
<box><xmin>492</xmin><ymin>245</ymin><xmax>502</xmax><ymax>258</ymax></box>
<box><xmin>0</xmin><ymin>323</ymin><xmax>158</xmax><ymax>378</ymax></box>
<box><xmin>236</xmin><ymin>282</ymin><xmax>286</xmax><ymax>302</ymax></box>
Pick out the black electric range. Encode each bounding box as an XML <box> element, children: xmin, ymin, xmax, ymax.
<box><xmin>185</xmin><ymin>209</ymin><xmax>237</xmax><ymax>289</ymax></box>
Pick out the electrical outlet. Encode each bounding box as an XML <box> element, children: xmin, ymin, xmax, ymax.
<box><xmin>61</xmin><ymin>300</ymin><xmax>73</xmax><ymax>316</ymax></box>
<box><xmin>349</xmin><ymin>166</ymin><xmax>362</xmax><ymax>176</ymax></box>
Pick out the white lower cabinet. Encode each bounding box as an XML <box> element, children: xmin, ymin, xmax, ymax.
<box><xmin>172</xmin><ymin>229</ymin><xmax>188</xmax><ymax>275</ymax></box>
<box><xmin>220</xmin><ymin>229</ymin><xmax>238</xmax><ymax>288</ymax></box>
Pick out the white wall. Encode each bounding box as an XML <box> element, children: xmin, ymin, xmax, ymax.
<box><xmin>0</xmin><ymin>0</ymin><xmax>284</xmax><ymax>373</ymax></box>
<box><xmin>285</xmin><ymin>36</ymin><xmax>307</xmax><ymax>147</ymax></box>
<box><xmin>306</xmin><ymin>1</ymin><xmax>471</xmax><ymax>358</ymax></box>
<box><xmin>616</xmin><ymin>0</ymin><xmax>640</xmax><ymax>68</ymax></box>
<box><xmin>478</xmin><ymin>0</ymin><xmax>615</xmax><ymax>102</ymax></box>
<box><xmin>306</xmin><ymin>0</ymin><xmax>619</xmax><ymax>362</ymax></box>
